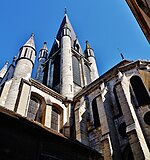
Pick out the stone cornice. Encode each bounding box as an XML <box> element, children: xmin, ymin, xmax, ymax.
<box><xmin>74</xmin><ymin>60</ymin><xmax>150</xmax><ymax>100</ymax></box>
<box><xmin>119</xmin><ymin>60</ymin><xmax>150</xmax><ymax>71</ymax></box>
<box><xmin>71</xmin><ymin>48</ymin><xmax>90</xmax><ymax>65</ymax></box>
<box><xmin>30</xmin><ymin>78</ymin><xmax>65</xmax><ymax>102</ymax></box>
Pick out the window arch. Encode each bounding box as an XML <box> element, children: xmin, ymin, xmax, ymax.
<box><xmin>27</xmin><ymin>97</ymin><xmax>41</xmax><ymax>121</ymax></box>
<box><xmin>85</xmin><ymin>64</ymin><xmax>91</xmax><ymax>85</ymax></box>
<box><xmin>92</xmin><ymin>97</ymin><xmax>100</xmax><ymax>128</ymax></box>
<box><xmin>51</xmin><ymin>107</ymin><xmax>61</xmax><ymax>131</ymax></box>
<box><xmin>130</xmin><ymin>76</ymin><xmax>150</xmax><ymax>107</ymax></box>
<box><xmin>27</xmin><ymin>93</ymin><xmax>46</xmax><ymax>124</ymax></box>
<box><xmin>50</xmin><ymin>103</ymin><xmax>63</xmax><ymax>132</ymax></box>
<box><xmin>72</xmin><ymin>56</ymin><xmax>81</xmax><ymax>85</ymax></box>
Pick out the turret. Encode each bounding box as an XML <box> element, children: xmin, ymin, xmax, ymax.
<box><xmin>60</xmin><ymin>18</ymin><xmax>74</xmax><ymax>99</ymax></box>
<box><xmin>35</xmin><ymin>42</ymin><xmax>48</xmax><ymax>83</ymax></box>
<box><xmin>85</xmin><ymin>41</ymin><xmax>99</xmax><ymax>81</ymax></box>
<box><xmin>14</xmin><ymin>33</ymin><xmax>36</xmax><ymax>80</ymax></box>
<box><xmin>4</xmin><ymin>34</ymin><xmax>36</xmax><ymax>111</ymax></box>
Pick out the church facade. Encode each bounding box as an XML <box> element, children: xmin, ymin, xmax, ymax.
<box><xmin>0</xmin><ymin>12</ymin><xmax>150</xmax><ymax>160</ymax></box>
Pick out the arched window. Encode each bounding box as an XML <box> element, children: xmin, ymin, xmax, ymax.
<box><xmin>113</xmin><ymin>87</ymin><xmax>123</xmax><ymax>116</ymax></box>
<box><xmin>84</xmin><ymin>64</ymin><xmax>91</xmax><ymax>85</ymax></box>
<box><xmin>92</xmin><ymin>98</ymin><xmax>100</xmax><ymax>128</ymax></box>
<box><xmin>53</xmin><ymin>54</ymin><xmax>60</xmax><ymax>87</ymax></box>
<box><xmin>130</xmin><ymin>76</ymin><xmax>150</xmax><ymax>107</ymax></box>
<box><xmin>27</xmin><ymin>97</ymin><xmax>43</xmax><ymax>123</ymax></box>
<box><xmin>72</xmin><ymin>56</ymin><xmax>81</xmax><ymax>85</ymax></box>
<box><xmin>51</xmin><ymin>107</ymin><xmax>61</xmax><ymax>131</ymax></box>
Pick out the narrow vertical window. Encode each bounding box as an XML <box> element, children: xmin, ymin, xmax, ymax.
<box><xmin>113</xmin><ymin>87</ymin><xmax>123</xmax><ymax>116</ymax></box>
<box><xmin>92</xmin><ymin>98</ymin><xmax>100</xmax><ymax>128</ymax></box>
<box><xmin>27</xmin><ymin>98</ymin><xmax>40</xmax><ymax>120</ymax></box>
<box><xmin>53</xmin><ymin>55</ymin><xmax>60</xmax><ymax>87</ymax></box>
<box><xmin>51</xmin><ymin>107</ymin><xmax>60</xmax><ymax>131</ymax></box>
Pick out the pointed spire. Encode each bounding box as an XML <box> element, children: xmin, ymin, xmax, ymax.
<box><xmin>43</xmin><ymin>42</ymin><xmax>48</xmax><ymax>51</ymax></box>
<box><xmin>12</xmin><ymin>56</ymin><xmax>17</xmax><ymax>65</ymax></box>
<box><xmin>0</xmin><ymin>61</ymin><xmax>9</xmax><ymax>79</ymax></box>
<box><xmin>38</xmin><ymin>42</ymin><xmax>48</xmax><ymax>59</ymax></box>
<box><xmin>50</xmin><ymin>11</ymin><xmax>83</xmax><ymax>55</ymax></box>
<box><xmin>23</xmin><ymin>33</ymin><xmax>35</xmax><ymax>49</ymax></box>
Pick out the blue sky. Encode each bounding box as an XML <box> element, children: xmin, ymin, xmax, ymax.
<box><xmin>0</xmin><ymin>0</ymin><xmax>149</xmax><ymax>77</ymax></box>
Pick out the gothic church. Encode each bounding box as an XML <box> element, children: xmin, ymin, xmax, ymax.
<box><xmin>0</xmin><ymin>10</ymin><xmax>150</xmax><ymax>160</ymax></box>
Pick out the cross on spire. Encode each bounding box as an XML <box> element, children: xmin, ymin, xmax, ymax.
<box><xmin>117</xmin><ymin>48</ymin><xmax>125</xmax><ymax>60</ymax></box>
<box><xmin>64</xmin><ymin>7</ymin><xmax>67</xmax><ymax>15</ymax></box>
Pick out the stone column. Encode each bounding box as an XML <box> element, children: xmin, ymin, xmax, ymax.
<box><xmin>17</xmin><ymin>80</ymin><xmax>31</xmax><ymax>116</ymax></box>
<box><xmin>62</xmin><ymin>102</ymin><xmax>71</xmax><ymax>138</ymax></box>
<box><xmin>61</xmin><ymin>25</ymin><xmax>74</xmax><ymax>99</ymax></box>
<box><xmin>81</xmin><ymin>58</ymin><xmax>86</xmax><ymax>86</ymax></box>
<box><xmin>75</xmin><ymin>98</ymin><xmax>89</xmax><ymax>146</ymax></box>
<box><xmin>101</xmin><ymin>135</ymin><xmax>113</xmax><ymax>160</ymax></box>
<box><xmin>98</xmin><ymin>83</ymin><xmax>113</xmax><ymax>160</ymax></box>
<box><xmin>44</xmin><ymin>104</ymin><xmax>52</xmax><ymax>128</ymax></box>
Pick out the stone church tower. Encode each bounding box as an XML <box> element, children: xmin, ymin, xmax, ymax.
<box><xmin>0</xmin><ymin>12</ymin><xmax>150</xmax><ymax>160</ymax></box>
<box><xmin>35</xmin><ymin>13</ymin><xmax>99</xmax><ymax>99</ymax></box>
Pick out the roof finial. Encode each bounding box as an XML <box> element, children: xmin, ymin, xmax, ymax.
<box><xmin>117</xmin><ymin>48</ymin><xmax>125</xmax><ymax>60</ymax></box>
<box><xmin>31</xmin><ymin>33</ymin><xmax>35</xmax><ymax>37</ymax></box>
<box><xmin>64</xmin><ymin>7</ymin><xmax>67</xmax><ymax>15</ymax></box>
<box><xmin>12</xmin><ymin>56</ymin><xmax>17</xmax><ymax>65</ymax></box>
<box><xmin>86</xmin><ymin>40</ymin><xmax>91</xmax><ymax>49</ymax></box>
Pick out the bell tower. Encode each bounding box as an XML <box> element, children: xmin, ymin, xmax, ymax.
<box><xmin>44</xmin><ymin>13</ymin><xmax>99</xmax><ymax>98</ymax></box>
